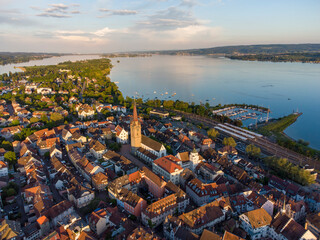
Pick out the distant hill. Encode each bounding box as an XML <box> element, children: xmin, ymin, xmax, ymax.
<box><xmin>147</xmin><ymin>44</ymin><xmax>320</xmax><ymax>56</ymax></box>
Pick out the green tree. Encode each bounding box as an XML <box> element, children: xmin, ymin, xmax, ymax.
<box><xmin>50</xmin><ymin>112</ymin><xmax>64</xmax><ymax>123</ymax></box>
<box><xmin>245</xmin><ymin>144</ymin><xmax>261</xmax><ymax>158</ymax></box>
<box><xmin>30</xmin><ymin>117</ymin><xmax>39</xmax><ymax>124</ymax></box>
<box><xmin>10</xmin><ymin>120</ymin><xmax>20</xmax><ymax>126</ymax></box>
<box><xmin>40</xmin><ymin>114</ymin><xmax>48</xmax><ymax>123</ymax></box>
<box><xmin>6</xmin><ymin>188</ymin><xmax>16</xmax><ymax>197</ymax></box>
<box><xmin>222</xmin><ymin>137</ymin><xmax>237</xmax><ymax>147</ymax></box>
<box><xmin>4</xmin><ymin>151</ymin><xmax>17</xmax><ymax>165</ymax></box>
<box><xmin>207</xmin><ymin>128</ymin><xmax>219</xmax><ymax>139</ymax></box>
<box><xmin>1</xmin><ymin>140</ymin><xmax>13</xmax><ymax>151</ymax></box>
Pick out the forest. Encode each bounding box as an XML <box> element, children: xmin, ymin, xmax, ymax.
<box><xmin>229</xmin><ymin>52</ymin><xmax>320</xmax><ymax>63</ymax></box>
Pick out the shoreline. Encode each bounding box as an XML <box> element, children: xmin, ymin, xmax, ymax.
<box><xmin>14</xmin><ymin>66</ymin><xmax>26</xmax><ymax>72</ymax></box>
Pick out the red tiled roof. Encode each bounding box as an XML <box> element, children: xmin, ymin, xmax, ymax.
<box><xmin>37</xmin><ymin>215</ymin><xmax>49</xmax><ymax>225</ymax></box>
<box><xmin>154</xmin><ymin>155</ymin><xmax>183</xmax><ymax>174</ymax></box>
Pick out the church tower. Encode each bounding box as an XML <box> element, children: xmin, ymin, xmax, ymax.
<box><xmin>130</xmin><ymin>101</ymin><xmax>141</xmax><ymax>155</ymax></box>
<box><xmin>190</xmin><ymin>148</ymin><xmax>200</xmax><ymax>171</ymax></box>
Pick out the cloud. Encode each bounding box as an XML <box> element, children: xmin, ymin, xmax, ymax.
<box><xmin>0</xmin><ymin>14</ymin><xmax>38</xmax><ymax>26</ymax></box>
<box><xmin>37</xmin><ymin>13</ymin><xmax>71</xmax><ymax>18</ymax></box>
<box><xmin>180</xmin><ymin>0</ymin><xmax>197</xmax><ymax>8</ymax></box>
<box><xmin>99</xmin><ymin>9</ymin><xmax>138</xmax><ymax>16</ymax></box>
<box><xmin>136</xmin><ymin>6</ymin><xmax>198</xmax><ymax>31</ymax></box>
<box><xmin>32</xmin><ymin>3</ymin><xmax>80</xmax><ymax>18</ymax></box>
<box><xmin>49</xmin><ymin>3</ymin><xmax>68</xmax><ymax>10</ymax></box>
<box><xmin>93</xmin><ymin>27</ymin><xmax>116</xmax><ymax>37</ymax></box>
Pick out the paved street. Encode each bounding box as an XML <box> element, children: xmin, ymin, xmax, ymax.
<box><xmin>120</xmin><ymin>144</ymin><xmax>150</xmax><ymax>170</ymax></box>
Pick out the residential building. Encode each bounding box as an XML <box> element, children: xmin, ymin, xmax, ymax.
<box><xmin>88</xmin><ymin>209</ymin><xmax>108</xmax><ymax>235</ymax></box>
<box><xmin>92</xmin><ymin>172</ymin><xmax>108</xmax><ymax>191</ymax></box>
<box><xmin>115</xmin><ymin>125</ymin><xmax>129</xmax><ymax>144</ymax></box>
<box><xmin>142</xmin><ymin>191</ymin><xmax>189</xmax><ymax>227</ymax></box>
<box><xmin>305</xmin><ymin>212</ymin><xmax>320</xmax><ymax>239</ymax></box>
<box><xmin>186</xmin><ymin>178</ymin><xmax>219</xmax><ymax>206</ymax></box>
<box><xmin>0</xmin><ymin>161</ymin><xmax>8</xmax><ymax>177</ymax></box>
<box><xmin>239</xmin><ymin>208</ymin><xmax>272</xmax><ymax>240</ymax></box>
<box><xmin>270</xmin><ymin>213</ymin><xmax>316</xmax><ymax>240</ymax></box>
<box><xmin>178</xmin><ymin>197</ymin><xmax>229</xmax><ymax>234</ymax></box>
<box><xmin>152</xmin><ymin>155</ymin><xmax>183</xmax><ymax>184</ymax></box>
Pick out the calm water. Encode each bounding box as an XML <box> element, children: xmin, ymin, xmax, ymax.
<box><xmin>0</xmin><ymin>54</ymin><xmax>319</xmax><ymax>149</ymax></box>
<box><xmin>109</xmin><ymin>55</ymin><xmax>320</xmax><ymax>149</ymax></box>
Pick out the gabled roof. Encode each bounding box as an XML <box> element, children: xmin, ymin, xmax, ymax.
<box><xmin>153</xmin><ymin>155</ymin><xmax>182</xmax><ymax>174</ymax></box>
<box><xmin>242</xmin><ymin>208</ymin><xmax>272</xmax><ymax>229</ymax></box>
<box><xmin>141</xmin><ymin>135</ymin><xmax>163</xmax><ymax>152</ymax></box>
<box><xmin>37</xmin><ymin>216</ymin><xmax>49</xmax><ymax>225</ymax></box>
<box><xmin>200</xmin><ymin>229</ymin><xmax>221</xmax><ymax>240</ymax></box>
<box><xmin>222</xmin><ymin>231</ymin><xmax>245</xmax><ymax>240</ymax></box>
<box><xmin>92</xmin><ymin>172</ymin><xmax>108</xmax><ymax>186</ymax></box>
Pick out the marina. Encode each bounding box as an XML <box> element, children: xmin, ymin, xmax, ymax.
<box><xmin>212</xmin><ymin>106</ymin><xmax>271</xmax><ymax>127</ymax></box>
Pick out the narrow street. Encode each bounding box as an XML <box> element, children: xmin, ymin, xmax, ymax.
<box><xmin>43</xmin><ymin>158</ymin><xmax>64</xmax><ymax>203</ymax></box>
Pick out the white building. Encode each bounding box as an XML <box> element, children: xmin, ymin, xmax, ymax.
<box><xmin>176</xmin><ymin>149</ymin><xmax>203</xmax><ymax>171</ymax></box>
<box><xmin>152</xmin><ymin>155</ymin><xmax>183</xmax><ymax>185</ymax></box>
<box><xmin>115</xmin><ymin>126</ymin><xmax>128</xmax><ymax>144</ymax></box>
<box><xmin>0</xmin><ymin>161</ymin><xmax>8</xmax><ymax>177</ymax></box>
<box><xmin>239</xmin><ymin>208</ymin><xmax>272</xmax><ymax>240</ymax></box>
<box><xmin>141</xmin><ymin>135</ymin><xmax>167</xmax><ymax>158</ymax></box>
<box><xmin>68</xmin><ymin>187</ymin><xmax>95</xmax><ymax>208</ymax></box>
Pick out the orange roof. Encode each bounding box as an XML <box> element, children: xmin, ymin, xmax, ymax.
<box><xmin>129</xmin><ymin>171</ymin><xmax>142</xmax><ymax>183</ymax></box>
<box><xmin>37</xmin><ymin>215</ymin><xmax>49</xmax><ymax>225</ymax></box>
<box><xmin>85</xmin><ymin>162</ymin><xmax>95</xmax><ymax>173</ymax></box>
<box><xmin>25</xmin><ymin>186</ymin><xmax>40</xmax><ymax>196</ymax></box>
<box><xmin>92</xmin><ymin>172</ymin><xmax>108</xmax><ymax>185</ymax></box>
<box><xmin>0</xmin><ymin>161</ymin><xmax>7</xmax><ymax>168</ymax></box>
<box><xmin>34</xmin><ymin>128</ymin><xmax>49</xmax><ymax>138</ymax></box>
<box><xmin>154</xmin><ymin>155</ymin><xmax>183</xmax><ymax>174</ymax></box>
<box><xmin>46</xmin><ymin>137</ymin><xmax>60</xmax><ymax>148</ymax></box>
<box><xmin>70</xmin><ymin>127</ymin><xmax>80</xmax><ymax>134</ymax></box>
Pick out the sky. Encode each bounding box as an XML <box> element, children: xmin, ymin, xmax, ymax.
<box><xmin>0</xmin><ymin>0</ymin><xmax>320</xmax><ymax>53</ymax></box>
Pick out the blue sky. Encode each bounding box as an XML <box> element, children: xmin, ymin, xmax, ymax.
<box><xmin>0</xmin><ymin>0</ymin><xmax>319</xmax><ymax>53</ymax></box>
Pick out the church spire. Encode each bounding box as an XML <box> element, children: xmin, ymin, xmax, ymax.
<box><xmin>133</xmin><ymin>100</ymin><xmax>138</xmax><ymax>121</ymax></box>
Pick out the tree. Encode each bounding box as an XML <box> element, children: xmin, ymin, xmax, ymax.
<box><xmin>10</xmin><ymin>120</ymin><xmax>20</xmax><ymax>126</ymax></box>
<box><xmin>1</xmin><ymin>140</ymin><xmax>13</xmax><ymax>151</ymax></box>
<box><xmin>245</xmin><ymin>144</ymin><xmax>261</xmax><ymax>158</ymax></box>
<box><xmin>207</xmin><ymin>128</ymin><xmax>219</xmax><ymax>139</ymax></box>
<box><xmin>4</xmin><ymin>151</ymin><xmax>17</xmax><ymax>165</ymax></box>
<box><xmin>7</xmin><ymin>188</ymin><xmax>16</xmax><ymax>197</ymax></box>
<box><xmin>40</xmin><ymin>114</ymin><xmax>48</xmax><ymax>123</ymax></box>
<box><xmin>50</xmin><ymin>112</ymin><xmax>64</xmax><ymax>123</ymax></box>
<box><xmin>222</xmin><ymin>137</ymin><xmax>237</xmax><ymax>147</ymax></box>
<box><xmin>30</xmin><ymin>117</ymin><xmax>39</xmax><ymax>124</ymax></box>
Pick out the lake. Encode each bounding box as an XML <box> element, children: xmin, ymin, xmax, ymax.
<box><xmin>0</xmin><ymin>54</ymin><xmax>319</xmax><ymax>149</ymax></box>
<box><xmin>109</xmin><ymin>55</ymin><xmax>320</xmax><ymax>149</ymax></box>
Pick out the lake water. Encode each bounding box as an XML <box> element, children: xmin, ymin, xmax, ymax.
<box><xmin>0</xmin><ymin>54</ymin><xmax>319</xmax><ymax>149</ymax></box>
<box><xmin>109</xmin><ymin>55</ymin><xmax>320</xmax><ymax>149</ymax></box>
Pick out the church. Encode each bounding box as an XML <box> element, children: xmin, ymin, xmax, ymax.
<box><xmin>130</xmin><ymin>102</ymin><xmax>167</xmax><ymax>164</ymax></box>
